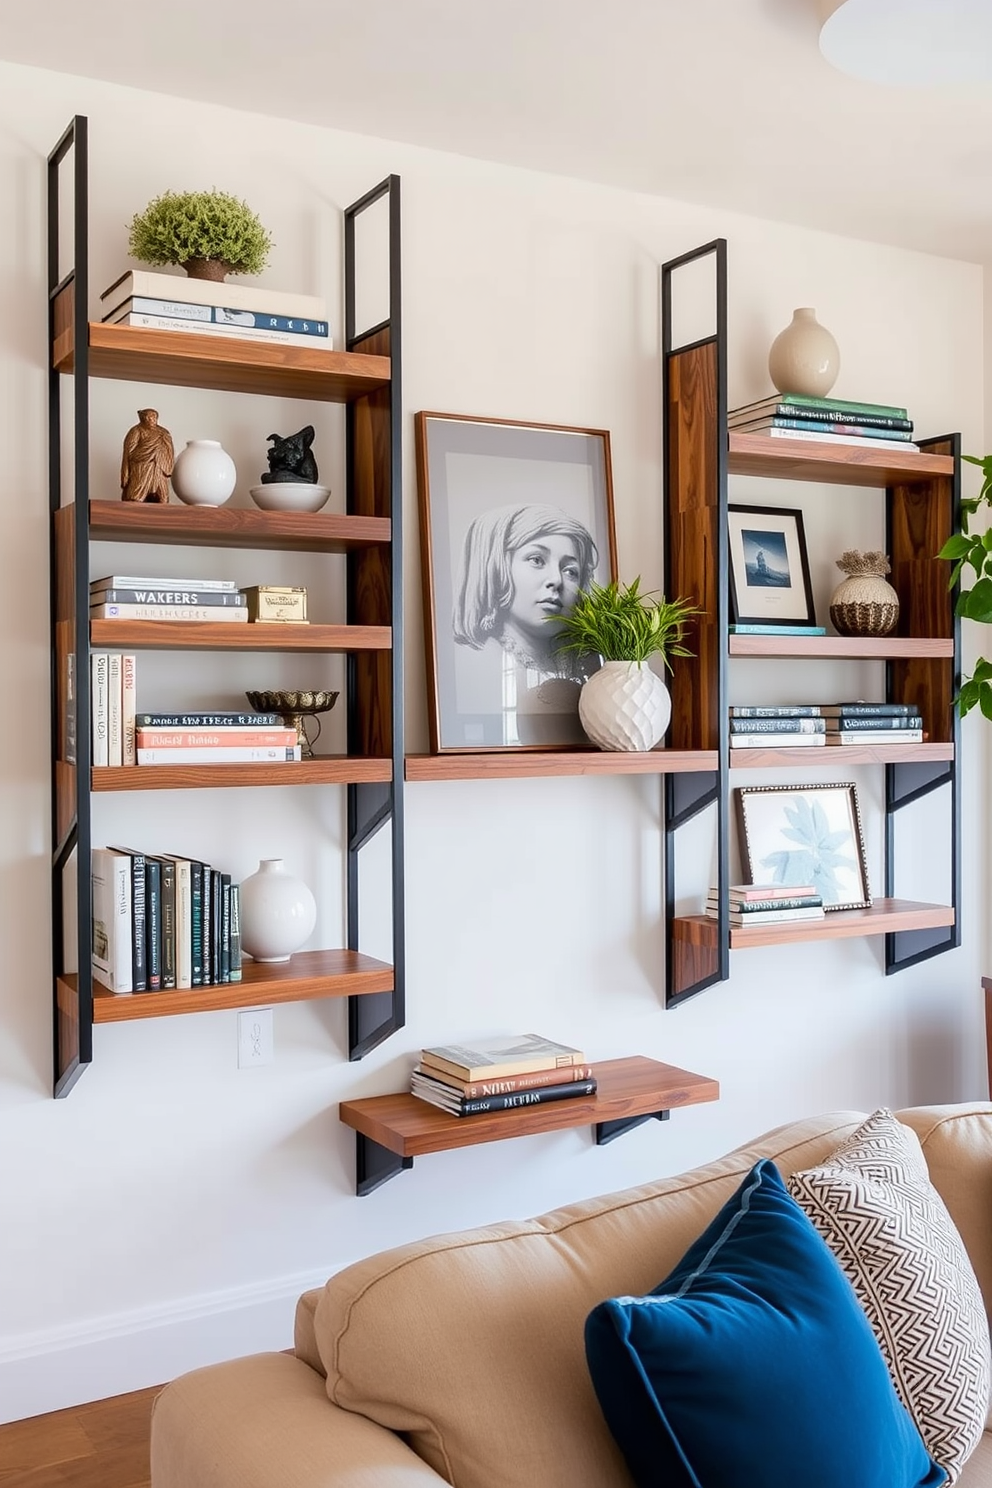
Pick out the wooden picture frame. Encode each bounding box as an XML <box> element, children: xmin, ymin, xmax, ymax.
<box><xmin>727</xmin><ymin>504</ymin><xmax>816</xmax><ymax>627</ymax></box>
<box><xmin>736</xmin><ymin>782</ymin><xmax>872</xmax><ymax>911</ymax></box>
<box><xmin>415</xmin><ymin>413</ymin><xmax>618</xmax><ymax>752</ymax></box>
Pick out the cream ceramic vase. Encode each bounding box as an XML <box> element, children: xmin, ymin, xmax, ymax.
<box><xmin>171</xmin><ymin>439</ymin><xmax>237</xmax><ymax>506</ymax></box>
<box><xmin>768</xmin><ymin>308</ymin><xmax>840</xmax><ymax>398</ymax></box>
<box><xmin>238</xmin><ymin>858</ymin><xmax>317</xmax><ymax>963</ymax></box>
<box><xmin>578</xmin><ymin>661</ymin><xmax>672</xmax><ymax>752</ymax></box>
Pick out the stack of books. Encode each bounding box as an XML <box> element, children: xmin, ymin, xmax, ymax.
<box><xmin>728</xmin><ymin>393</ymin><xmax>918</xmax><ymax>453</ymax></box>
<box><xmin>410</xmin><ymin>1034</ymin><xmax>596</xmax><ymax>1117</ymax></box>
<box><xmin>91</xmin><ymin>574</ymin><xmax>249</xmax><ymax>624</ymax></box>
<box><xmin>91</xmin><ymin>845</ymin><xmax>242</xmax><ymax>994</ymax></box>
<box><xmin>135</xmin><ymin>712</ymin><xmax>301</xmax><ymax>765</ymax></box>
<box><xmin>90</xmin><ymin>651</ymin><xmax>137</xmax><ymax>766</ymax></box>
<box><xmin>705</xmin><ymin>885</ymin><xmax>825</xmax><ymax>926</ymax></box>
<box><xmin>99</xmin><ymin>270</ymin><xmax>331</xmax><ymax>351</ymax></box>
<box><xmin>822</xmin><ymin>701</ymin><xmax>924</xmax><ymax>745</ymax></box>
<box><xmin>730</xmin><ymin>706</ymin><xmax>826</xmax><ymax>749</ymax></box>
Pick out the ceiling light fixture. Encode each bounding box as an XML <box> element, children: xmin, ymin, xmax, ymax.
<box><xmin>819</xmin><ymin>0</ymin><xmax>992</xmax><ymax>85</ymax></box>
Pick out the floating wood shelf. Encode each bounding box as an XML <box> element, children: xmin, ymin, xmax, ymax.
<box><xmin>729</xmin><ymin>635</ymin><xmax>953</xmax><ymax>659</ymax></box>
<box><xmin>728</xmin><ymin>431</ymin><xmax>955</xmax><ymax>487</ymax></box>
<box><xmin>405</xmin><ymin>750</ymin><xmax>719</xmax><ymax>781</ymax></box>
<box><xmin>92</xmin><ymin>756</ymin><xmax>391</xmax><ymax>791</ymax></box>
<box><xmin>674</xmin><ymin>898</ymin><xmax>954</xmax><ymax>953</ymax></box>
<box><xmin>729</xmin><ymin>742</ymin><xmax>954</xmax><ymax>768</ymax></box>
<box><xmin>75</xmin><ymin>949</ymin><xmax>394</xmax><ymax>1023</ymax></box>
<box><xmin>340</xmin><ymin>1056</ymin><xmax>720</xmax><ymax>1194</ymax></box>
<box><xmin>89</xmin><ymin>620</ymin><xmax>390</xmax><ymax>652</ymax></box>
<box><xmin>88</xmin><ymin>501</ymin><xmax>390</xmax><ymax>553</ymax></box>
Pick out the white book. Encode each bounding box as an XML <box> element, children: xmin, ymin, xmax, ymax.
<box><xmin>91</xmin><ymin>652</ymin><xmax>109</xmax><ymax>766</ymax></box>
<box><xmin>107</xmin><ymin>654</ymin><xmax>123</xmax><ymax>767</ymax></box>
<box><xmin>760</xmin><ymin>427</ymin><xmax>920</xmax><ymax>454</ymax></box>
<box><xmin>108</xmin><ymin>313</ymin><xmax>334</xmax><ymax>352</ymax></box>
<box><xmin>729</xmin><ymin>733</ymin><xmax>826</xmax><ymax>748</ymax></box>
<box><xmin>137</xmin><ymin>745</ymin><xmax>302</xmax><ymax>764</ymax></box>
<box><xmin>92</xmin><ymin>574</ymin><xmax>238</xmax><ymax>592</ymax></box>
<box><xmin>91</xmin><ymin>848</ymin><xmax>132</xmax><ymax>993</ymax></box>
<box><xmin>100</xmin><ymin>268</ymin><xmax>326</xmax><ymax>320</ymax></box>
<box><xmin>825</xmin><ymin>729</ymin><xmax>924</xmax><ymax>744</ymax></box>
<box><xmin>705</xmin><ymin>905</ymin><xmax>827</xmax><ymax>925</ymax></box>
<box><xmin>93</xmin><ymin>604</ymin><xmax>249</xmax><ymax>622</ymax></box>
<box><xmin>121</xmin><ymin>654</ymin><xmax>137</xmax><ymax>766</ymax></box>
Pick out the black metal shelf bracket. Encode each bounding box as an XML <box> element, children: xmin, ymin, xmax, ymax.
<box><xmin>355</xmin><ymin>1136</ymin><xmax>413</xmax><ymax>1197</ymax></box>
<box><xmin>595</xmin><ymin>1109</ymin><xmax>671</xmax><ymax>1146</ymax></box>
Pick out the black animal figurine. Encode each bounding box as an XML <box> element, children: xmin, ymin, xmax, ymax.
<box><xmin>261</xmin><ymin>425</ymin><xmax>318</xmax><ymax>484</ymax></box>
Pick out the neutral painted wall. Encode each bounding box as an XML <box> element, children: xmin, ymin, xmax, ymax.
<box><xmin>0</xmin><ymin>58</ymin><xmax>986</xmax><ymax>1421</ymax></box>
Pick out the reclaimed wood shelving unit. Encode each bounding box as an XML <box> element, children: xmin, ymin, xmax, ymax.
<box><xmin>47</xmin><ymin>115</ymin><xmax>404</xmax><ymax>1094</ymax></box>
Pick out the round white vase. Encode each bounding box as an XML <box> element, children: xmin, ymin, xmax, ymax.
<box><xmin>171</xmin><ymin>440</ymin><xmax>237</xmax><ymax>506</ymax></box>
<box><xmin>767</xmin><ymin>308</ymin><xmax>840</xmax><ymax>398</ymax></box>
<box><xmin>238</xmin><ymin>858</ymin><xmax>317</xmax><ymax>963</ymax></box>
<box><xmin>578</xmin><ymin>661</ymin><xmax>672</xmax><ymax>752</ymax></box>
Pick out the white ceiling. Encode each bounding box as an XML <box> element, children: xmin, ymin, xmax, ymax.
<box><xmin>4</xmin><ymin>0</ymin><xmax>992</xmax><ymax>263</ymax></box>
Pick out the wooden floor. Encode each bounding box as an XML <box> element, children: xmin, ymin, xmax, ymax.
<box><xmin>0</xmin><ymin>1387</ymin><xmax>159</xmax><ymax>1487</ymax></box>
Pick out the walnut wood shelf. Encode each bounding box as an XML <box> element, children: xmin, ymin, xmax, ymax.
<box><xmin>53</xmin><ymin>314</ymin><xmax>390</xmax><ymax>402</ymax></box>
<box><xmin>405</xmin><ymin>749</ymin><xmax>719</xmax><ymax>781</ymax></box>
<box><xmin>729</xmin><ymin>742</ymin><xmax>954</xmax><ymax>768</ymax></box>
<box><xmin>92</xmin><ymin>756</ymin><xmax>391</xmax><ymax>791</ymax></box>
<box><xmin>73</xmin><ymin>949</ymin><xmax>394</xmax><ymax>1023</ymax></box>
<box><xmin>89</xmin><ymin>620</ymin><xmax>390</xmax><ymax>652</ymax></box>
<box><xmin>340</xmin><ymin>1056</ymin><xmax>720</xmax><ymax>1192</ymax></box>
<box><xmin>88</xmin><ymin>501</ymin><xmax>390</xmax><ymax>552</ymax></box>
<box><xmin>729</xmin><ymin>635</ymin><xmax>953</xmax><ymax>659</ymax></box>
<box><xmin>728</xmin><ymin>431</ymin><xmax>955</xmax><ymax>487</ymax></box>
<box><xmin>674</xmin><ymin>898</ymin><xmax>954</xmax><ymax>952</ymax></box>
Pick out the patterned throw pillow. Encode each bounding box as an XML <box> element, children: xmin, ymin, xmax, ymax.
<box><xmin>788</xmin><ymin>1109</ymin><xmax>991</xmax><ymax>1483</ymax></box>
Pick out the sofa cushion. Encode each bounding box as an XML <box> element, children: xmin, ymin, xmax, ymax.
<box><xmin>314</xmin><ymin>1112</ymin><xmax>867</xmax><ymax>1488</ymax></box>
<box><xmin>585</xmin><ymin>1159</ymin><xmax>944</xmax><ymax>1488</ymax></box>
<box><xmin>789</xmin><ymin>1109</ymin><xmax>991</xmax><ymax>1482</ymax></box>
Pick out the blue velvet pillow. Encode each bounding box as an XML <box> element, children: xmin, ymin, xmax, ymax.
<box><xmin>585</xmin><ymin>1160</ymin><xmax>945</xmax><ymax>1488</ymax></box>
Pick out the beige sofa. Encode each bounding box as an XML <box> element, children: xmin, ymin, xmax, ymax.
<box><xmin>151</xmin><ymin>1103</ymin><xmax>992</xmax><ymax>1488</ymax></box>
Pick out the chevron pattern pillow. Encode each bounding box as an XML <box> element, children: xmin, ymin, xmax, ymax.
<box><xmin>788</xmin><ymin>1109</ymin><xmax>990</xmax><ymax>1483</ymax></box>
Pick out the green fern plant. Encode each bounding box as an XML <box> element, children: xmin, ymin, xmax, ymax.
<box><xmin>938</xmin><ymin>453</ymin><xmax>992</xmax><ymax>718</ymax></box>
<box><xmin>128</xmin><ymin>189</ymin><xmax>273</xmax><ymax>276</ymax></box>
<box><xmin>551</xmin><ymin>577</ymin><xmax>699</xmax><ymax>668</ymax></box>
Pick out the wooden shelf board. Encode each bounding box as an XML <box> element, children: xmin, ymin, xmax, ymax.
<box><xmin>79</xmin><ymin>949</ymin><xmax>393</xmax><ymax>1022</ymax></box>
<box><xmin>729</xmin><ymin>742</ymin><xmax>954</xmax><ymax>768</ymax></box>
<box><xmin>54</xmin><ymin>322</ymin><xmax>390</xmax><ymax>402</ymax></box>
<box><xmin>675</xmin><ymin>898</ymin><xmax>954</xmax><ymax>951</ymax></box>
<box><xmin>88</xmin><ymin>501</ymin><xmax>390</xmax><ymax>552</ymax></box>
<box><xmin>92</xmin><ymin>756</ymin><xmax>391</xmax><ymax>791</ymax></box>
<box><xmin>405</xmin><ymin>749</ymin><xmax>719</xmax><ymax>781</ymax></box>
<box><xmin>339</xmin><ymin>1056</ymin><xmax>719</xmax><ymax>1158</ymax></box>
<box><xmin>728</xmin><ymin>431</ymin><xmax>954</xmax><ymax>487</ymax></box>
<box><xmin>90</xmin><ymin>619</ymin><xmax>390</xmax><ymax>652</ymax></box>
<box><xmin>729</xmin><ymin>635</ymin><xmax>953</xmax><ymax>659</ymax></box>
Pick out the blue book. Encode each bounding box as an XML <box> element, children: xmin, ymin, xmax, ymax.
<box><xmin>729</xmin><ymin>624</ymin><xmax>826</xmax><ymax>636</ymax></box>
<box><xmin>106</xmin><ymin>296</ymin><xmax>330</xmax><ymax>338</ymax></box>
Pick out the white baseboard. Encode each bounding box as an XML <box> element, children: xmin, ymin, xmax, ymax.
<box><xmin>0</xmin><ymin>1269</ymin><xmax>331</xmax><ymax>1424</ymax></box>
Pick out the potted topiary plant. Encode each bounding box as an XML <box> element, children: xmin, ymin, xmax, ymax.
<box><xmin>938</xmin><ymin>454</ymin><xmax>992</xmax><ymax>718</ymax></box>
<box><xmin>551</xmin><ymin>577</ymin><xmax>699</xmax><ymax>751</ymax></box>
<box><xmin>127</xmin><ymin>189</ymin><xmax>273</xmax><ymax>282</ymax></box>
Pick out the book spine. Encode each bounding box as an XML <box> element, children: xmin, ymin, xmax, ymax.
<box><xmin>823</xmin><ymin>714</ymin><xmax>922</xmax><ymax>731</ymax></box>
<box><xmin>457</xmin><ymin>1080</ymin><xmax>598</xmax><ymax>1115</ymax></box>
<box><xmin>112</xmin><ymin>314</ymin><xmax>332</xmax><ymax>350</ymax></box>
<box><xmin>220</xmin><ymin>875</ymin><xmax>232</xmax><ymax>983</ymax></box>
<box><xmin>135</xmin><ymin>712</ymin><xmax>283</xmax><ymax>727</ymax></box>
<box><xmin>115</xmin><ymin>299</ymin><xmax>331</xmax><ymax>337</ymax></box>
<box><xmin>93</xmin><ymin>603</ymin><xmax>249</xmax><ymax>622</ymax></box>
<box><xmin>128</xmin><ymin>853</ymin><xmax>147</xmax><ymax>992</ymax></box>
<box><xmin>729</xmin><ymin>718</ymin><xmax>825</xmax><ymax>733</ymax></box>
<box><xmin>190</xmin><ymin>863</ymin><xmax>204</xmax><ymax>987</ymax></box>
<box><xmin>174</xmin><ymin>863</ymin><xmax>192</xmax><ymax>989</ymax></box>
<box><xmin>443</xmin><ymin>1065</ymin><xmax>597</xmax><ymax>1097</ymax></box>
<box><xmin>729</xmin><ymin>734</ymin><xmax>825</xmax><ymax>747</ymax></box>
<box><xmin>145</xmin><ymin>858</ymin><xmax>162</xmax><ymax>992</ymax></box>
<box><xmin>826</xmin><ymin>730</ymin><xmax>923</xmax><ymax>744</ymax></box>
<box><xmin>729</xmin><ymin>705</ymin><xmax>821</xmax><ymax>718</ymax></box>
<box><xmin>64</xmin><ymin>652</ymin><xmax>77</xmax><ymax>765</ymax></box>
<box><xmin>752</xmin><ymin>417</ymin><xmax>914</xmax><ymax>442</ymax></box>
<box><xmin>137</xmin><ymin>745</ymin><xmax>302</xmax><ymax>763</ymax></box>
<box><xmin>420</xmin><ymin>1051</ymin><xmax>588</xmax><ymax>1082</ymax></box>
<box><xmin>211</xmin><ymin>868</ymin><xmax>222</xmax><ymax>985</ymax></box>
<box><xmin>101</xmin><ymin>270</ymin><xmax>327</xmax><ymax>320</ymax></box>
<box><xmin>92</xmin><ymin>588</ymin><xmax>247</xmax><ymax>607</ymax></box>
<box><xmin>202</xmin><ymin>866</ymin><xmax>212</xmax><ymax>985</ymax></box>
<box><xmin>121</xmin><ymin>654</ymin><xmax>137</xmax><ymax>766</ymax></box>
<box><xmin>228</xmin><ymin>884</ymin><xmax>242</xmax><ymax>983</ymax></box>
<box><xmin>728</xmin><ymin>624</ymin><xmax>826</xmax><ymax>635</ymax></box>
<box><xmin>781</xmin><ymin>393</ymin><xmax>909</xmax><ymax>419</ymax></box>
<box><xmin>91</xmin><ymin>851</ymin><xmax>133</xmax><ymax>993</ymax></box>
<box><xmin>709</xmin><ymin>896</ymin><xmax>824</xmax><ymax>912</ymax></box>
<box><xmin>726</xmin><ymin>909</ymin><xmax>826</xmax><ymax>925</ymax></box>
<box><xmin>91</xmin><ymin>652</ymin><xmax>109</xmax><ymax>766</ymax></box>
<box><xmin>95</xmin><ymin>575</ymin><xmax>239</xmax><ymax>592</ymax></box>
<box><xmin>135</xmin><ymin>728</ymin><xmax>299</xmax><ymax>748</ymax></box>
<box><xmin>822</xmin><ymin>703</ymin><xmax>917</xmax><ymax>717</ymax></box>
<box><xmin>159</xmin><ymin>858</ymin><xmax>176</xmax><ymax>990</ymax></box>
<box><xmin>763</xmin><ymin>427</ymin><xmax>919</xmax><ymax>452</ymax></box>
<box><xmin>107</xmin><ymin>654</ymin><xmax>123</xmax><ymax>767</ymax></box>
<box><xmin>765</xmin><ymin>405</ymin><xmax>912</xmax><ymax>432</ymax></box>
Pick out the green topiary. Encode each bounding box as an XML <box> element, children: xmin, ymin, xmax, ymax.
<box><xmin>127</xmin><ymin>189</ymin><xmax>273</xmax><ymax>278</ymax></box>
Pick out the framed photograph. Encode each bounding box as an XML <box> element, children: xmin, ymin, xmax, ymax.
<box><xmin>727</xmin><ymin>504</ymin><xmax>816</xmax><ymax>626</ymax></box>
<box><xmin>736</xmin><ymin>783</ymin><xmax>872</xmax><ymax>911</ymax></box>
<box><xmin>416</xmin><ymin>412</ymin><xmax>618</xmax><ymax>752</ymax></box>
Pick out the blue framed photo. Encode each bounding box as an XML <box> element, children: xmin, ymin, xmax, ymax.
<box><xmin>728</xmin><ymin>504</ymin><xmax>816</xmax><ymax>626</ymax></box>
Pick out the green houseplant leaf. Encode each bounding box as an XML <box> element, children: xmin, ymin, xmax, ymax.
<box><xmin>128</xmin><ymin>190</ymin><xmax>273</xmax><ymax>277</ymax></box>
<box><xmin>941</xmin><ymin>454</ymin><xmax>992</xmax><ymax>715</ymax></box>
<box><xmin>551</xmin><ymin>577</ymin><xmax>700</xmax><ymax>669</ymax></box>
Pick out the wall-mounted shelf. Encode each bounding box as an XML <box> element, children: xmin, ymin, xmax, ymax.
<box><xmin>727</xmin><ymin>431</ymin><xmax>954</xmax><ymax>486</ymax></box>
<box><xmin>728</xmin><ymin>635</ymin><xmax>954</xmax><ymax>659</ymax></box>
<box><xmin>88</xmin><ymin>501</ymin><xmax>391</xmax><ymax>553</ymax></box>
<box><xmin>91</xmin><ymin>758</ymin><xmax>393</xmax><ymax>791</ymax></box>
<box><xmin>405</xmin><ymin>750</ymin><xmax>719</xmax><ymax>781</ymax></box>
<box><xmin>339</xmin><ymin>1055</ymin><xmax>720</xmax><ymax>1195</ymax></box>
<box><xmin>729</xmin><ymin>742</ymin><xmax>954</xmax><ymax>768</ymax></box>
<box><xmin>674</xmin><ymin>898</ymin><xmax>954</xmax><ymax>953</ymax></box>
<box><xmin>88</xmin><ymin>619</ymin><xmax>390</xmax><ymax>653</ymax></box>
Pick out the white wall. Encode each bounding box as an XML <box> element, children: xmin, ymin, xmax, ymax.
<box><xmin>0</xmin><ymin>59</ymin><xmax>987</xmax><ymax>1422</ymax></box>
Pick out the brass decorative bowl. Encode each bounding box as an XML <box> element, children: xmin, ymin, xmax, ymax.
<box><xmin>246</xmin><ymin>689</ymin><xmax>339</xmax><ymax>758</ymax></box>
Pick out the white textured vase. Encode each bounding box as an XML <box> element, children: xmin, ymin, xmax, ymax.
<box><xmin>578</xmin><ymin>661</ymin><xmax>672</xmax><ymax>752</ymax></box>
<box><xmin>238</xmin><ymin>858</ymin><xmax>317</xmax><ymax>963</ymax></box>
<box><xmin>171</xmin><ymin>439</ymin><xmax>237</xmax><ymax>506</ymax></box>
<box><xmin>767</xmin><ymin>308</ymin><xmax>840</xmax><ymax>398</ymax></box>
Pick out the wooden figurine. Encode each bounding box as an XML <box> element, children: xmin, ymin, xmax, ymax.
<box><xmin>120</xmin><ymin>409</ymin><xmax>175</xmax><ymax>502</ymax></box>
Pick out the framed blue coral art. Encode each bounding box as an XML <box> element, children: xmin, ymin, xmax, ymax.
<box><xmin>735</xmin><ymin>782</ymin><xmax>872</xmax><ymax>910</ymax></box>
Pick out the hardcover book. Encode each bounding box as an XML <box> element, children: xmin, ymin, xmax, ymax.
<box><xmin>821</xmin><ymin>714</ymin><xmax>922</xmax><ymax>731</ymax></box>
<box><xmin>729</xmin><ymin>392</ymin><xmax>909</xmax><ymax>420</ymax></box>
<box><xmin>228</xmin><ymin>884</ymin><xmax>242</xmax><ymax>984</ymax></box>
<box><xmin>108</xmin><ymin>313</ymin><xmax>333</xmax><ymax>351</ymax></box>
<box><xmin>91</xmin><ymin>848</ymin><xmax>132</xmax><ymax>994</ymax></box>
<box><xmin>135</xmin><ymin>712</ymin><xmax>282</xmax><ymax>728</ymax></box>
<box><xmin>91</xmin><ymin>587</ymin><xmax>247</xmax><ymax>607</ymax></box>
<box><xmin>92</xmin><ymin>574</ymin><xmax>238</xmax><ymax>592</ymax></box>
<box><xmin>729</xmin><ymin>733</ymin><xmax>826</xmax><ymax>748</ymax></box>
<box><xmin>706</xmin><ymin>906</ymin><xmax>826</xmax><ymax>926</ymax></box>
<box><xmin>136</xmin><ymin>745</ymin><xmax>302</xmax><ymax>764</ymax></box>
<box><xmin>93</xmin><ymin>603</ymin><xmax>249</xmax><ymax>622</ymax></box>
<box><xmin>720</xmin><ymin>884</ymin><xmax>819</xmax><ymax>901</ymax></box>
<box><xmin>102</xmin><ymin>297</ymin><xmax>330</xmax><ymax>340</ymax></box>
<box><xmin>728</xmin><ymin>624</ymin><xmax>827</xmax><ymax>636</ymax></box>
<box><xmin>135</xmin><ymin>728</ymin><xmax>299</xmax><ymax>749</ymax></box>
<box><xmin>825</xmin><ymin>730</ymin><xmax>924</xmax><ymax>744</ymax></box>
<box><xmin>121</xmin><ymin>653</ymin><xmax>137</xmax><ymax>766</ymax></box>
<box><xmin>729</xmin><ymin>706</ymin><xmax>822</xmax><ymax>718</ymax></box>
<box><xmin>91</xmin><ymin>651</ymin><xmax>109</xmax><ymax>767</ymax></box>
<box><xmin>729</xmin><ymin>717</ymin><xmax>825</xmax><ymax>734</ymax></box>
<box><xmin>410</xmin><ymin>1070</ymin><xmax>598</xmax><ymax>1116</ymax></box>
<box><xmin>100</xmin><ymin>269</ymin><xmax>327</xmax><ymax>321</ymax></box>
<box><xmin>820</xmin><ymin>702</ymin><xmax>918</xmax><ymax>717</ymax></box>
<box><xmin>106</xmin><ymin>845</ymin><xmax>148</xmax><ymax>992</ymax></box>
<box><xmin>728</xmin><ymin>402</ymin><xmax>913</xmax><ymax>432</ymax></box>
<box><xmin>759</xmin><ymin>426</ymin><xmax>920</xmax><ymax>454</ymax></box>
<box><xmin>107</xmin><ymin>653</ymin><xmax>123</xmax><ymax>767</ymax></box>
<box><xmin>411</xmin><ymin>1063</ymin><xmax>596</xmax><ymax>1098</ymax></box>
<box><xmin>420</xmin><ymin>1034</ymin><xmax>587</xmax><ymax>1082</ymax></box>
<box><xmin>732</xmin><ymin>417</ymin><xmax>915</xmax><ymax>443</ymax></box>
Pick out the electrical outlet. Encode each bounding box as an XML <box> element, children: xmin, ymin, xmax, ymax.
<box><xmin>238</xmin><ymin>1008</ymin><xmax>274</xmax><ymax>1069</ymax></box>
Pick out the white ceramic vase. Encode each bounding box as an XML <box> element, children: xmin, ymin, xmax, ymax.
<box><xmin>578</xmin><ymin>661</ymin><xmax>672</xmax><ymax>752</ymax></box>
<box><xmin>238</xmin><ymin>858</ymin><xmax>317</xmax><ymax>963</ymax></box>
<box><xmin>767</xmin><ymin>308</ymin><xmax>840</xmax><ymax>398</ymax></box>
<box><xmin>171</xmin><ymin>439</ymin><xmax>237</xmax><ymax>506</ymax></box>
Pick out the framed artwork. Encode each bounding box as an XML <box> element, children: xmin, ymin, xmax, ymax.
<box><xmin>736</xmin><ymin>783</ymin><xmax>872</xmax><ymax>911</ymax></box>
<box><xmin>727</xmin><ymin>504</ymin><xmax>816</xmax><ymax>626</ymax></box>
<box><xmin>415</xmin><ymin>412</ymin><xmax>618</xmax><ymax>752</ymax></box>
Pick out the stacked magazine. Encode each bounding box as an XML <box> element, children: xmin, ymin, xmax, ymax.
<box><xmin>411</xmin><ymin>1034</ymin><xmax>596</xmax><ymax>1117</ymax></box>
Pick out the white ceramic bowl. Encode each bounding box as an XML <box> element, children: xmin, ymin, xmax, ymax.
<box><xmin>249</xmin><ymin>482</ymin><xmax>331</xmax><ymax>513</ymax></box>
